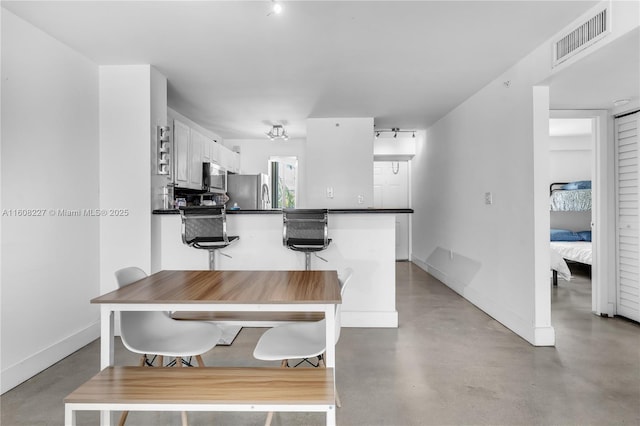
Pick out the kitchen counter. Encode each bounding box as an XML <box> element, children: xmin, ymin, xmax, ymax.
<box><xmin>153</xmin><ymin>208</ymin><xmax>413</xmax><ymax>215</ymax></box>
<box><xmin>151</xmin><ymin>208</ymin><xmax>405</xmax><ymax>328</ymax></box>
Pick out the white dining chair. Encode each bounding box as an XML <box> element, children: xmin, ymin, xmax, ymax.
<box><xmin>115</xmin><ymin>267</ymin><xmax>223</xmax><ymax>426</ymax></box>
<box><xmin>252</xmin><ymin>268</ymin><xmax>353</xmax><ymax>425</ymax></box>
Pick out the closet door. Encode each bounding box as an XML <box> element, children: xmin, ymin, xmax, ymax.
<box><xmin>616</xmin><ymin>111</ymin><xmax>640</xmax><ymax>322</ymax></box>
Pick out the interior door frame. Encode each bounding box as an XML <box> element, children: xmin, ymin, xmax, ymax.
<box><xmin>550</xmin><ymin>109</ymin><xmax>614</xmax><ymax>316</ymax></box>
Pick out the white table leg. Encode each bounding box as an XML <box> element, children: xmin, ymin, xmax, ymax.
<box><xmin>100</xmin><ymin>306</ymin><xmax>114</xmax><ymax>369</ymax></box>
<box><xmin>327</xmin><ymin>406</ymin><xmax>336</xmax><ymax>426</ymax></box>
<box><xmin>324</xmin><ymin>305</ymin><xmax>336</xmax><ymax>368</ymax></box>
<box><xmin>100</xmin><ymin>306</ymin><xmax>114</xmax><ymax>425</ymax></box>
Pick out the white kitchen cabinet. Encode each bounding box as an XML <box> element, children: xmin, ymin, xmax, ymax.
<box><xmin>217</xmin><ymin>145</ymin><xmax>240</xmax><ymax>173</ymax></box>
<box><xmin>189</xmin><ymin>128</ymin><xmax>204</xmax><ymax>189</ymax></box>
<box><xmin>174</xmin><ymin>120</ymin><xmax>206</xmax><ymax>190</ymax></box>
<box><xmin>172</xmin><ymin>115</ymin><xmax>237</xmax><ymax>188</ymax></box>
<box><xmin>173</xmin><ymin>119</ymin><xmax>190</xmax><ymax>188</ymax></box>
<box><xmin>218</xmin><ymin>146</ymin><xmax>230</xmax><ymax>171</ymax></box>
<box><xmin>202</xmin><ymin>136</ymin><xmax>211</xmax><ymax>162</ymax></box>
<box><xmin>210</xmin><ymin>141</ymin><xmax>221</xmax><ymax>165</ymax></box>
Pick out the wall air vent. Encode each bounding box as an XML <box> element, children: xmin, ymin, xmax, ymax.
<box><xmin>552</xmin><ymin>6</ymin><xmax>610</xmax><ymax>67</ymax></box>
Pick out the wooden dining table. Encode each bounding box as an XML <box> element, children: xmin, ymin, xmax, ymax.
<box><xmin>91</xmin><ymin>269</ymin><xmax>342</xmax><ymax>424</ymax></box>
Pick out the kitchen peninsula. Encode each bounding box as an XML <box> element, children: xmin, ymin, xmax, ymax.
<box><xmin>151</xmin><ymin>208</ymin><xmax>412</xmax><ymax>328</ymax></box>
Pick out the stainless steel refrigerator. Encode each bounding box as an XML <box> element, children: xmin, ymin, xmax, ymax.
<box><xmin>226</xmin><ymin>174</ymin><xmax>272</xmax><ymax>210</ymax></box>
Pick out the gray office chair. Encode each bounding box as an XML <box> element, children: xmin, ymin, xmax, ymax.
<box><xmin>179</xmin><ymin>206</ymin><xmax>239</xmax><ymax>270</ymax></box>
<box><xmin>282</xmin><ymin>209</ymin><xmax>331</xmax><ymax>270</ymax></box>
<box><xmin>178</xmin><ymin>206</ymin><xmax>242</xmax><ymax>345</ymax></box>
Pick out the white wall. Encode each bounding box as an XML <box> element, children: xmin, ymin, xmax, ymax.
<box><xmin>230</xmin><ymin>119</ymin><xmax>374</xmax><ymax>209</ymax></box>
<box><xmin>225</xmin><ymin>138</ymin><xmax>306</xmax><ymax>205</ymax></box>
<box><xmin>1</xmin><ymin>10</ymin><xmax>100</xmax><ymax>392</ymax></box>
<box><xmin>411</xmin><ymin>40</ymin><xmax>554</xmax><ymax>345</ymax></box>
<box><xmin>305</xmin><ymin>118</ymin><xmax>374</xmax><ymax>208</ymax></box>
<box><xmin>151</xmin><ymin>70</ymin><xmax>170</xmax><ymax>211</ymax></box>
<box><xmin>549</xmin><ymin>133</ymin><xmax>592</xmax><ymax>183</ymax></box>
<box><xmin>412</xmin><ymin>0</ymin><xmax>639</xmax><ymax>346</ymax></box>
<box><xmin>150</xmin><ymin>69</ymin><xmax>169</xmax><ymax>272</ymax></box>
<box><xmin>227</xmin><ymin>138</ymin><xmax>306</xmax><ymax>176</ymax></box>
<box><xmin>99</xmin><ymin>65</ymin><xmax>165</xmax><ymax>294</ymax></box>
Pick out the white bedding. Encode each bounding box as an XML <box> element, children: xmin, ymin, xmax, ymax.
<box><xmin>551</xmin><ymin>247</ymin><xmax>572</xmax><ymax>281</ymax></box>
<box><xmin>550</xmin><ymin>241</ymin><xmax>593</xmax><ymax>265</ymax></box>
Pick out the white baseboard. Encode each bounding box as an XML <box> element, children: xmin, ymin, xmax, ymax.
<box><xmin>411</xmin><ymin>256</ymin><xmax>555</xmax><ymax>347</ymax></box>
<box><xmin>534</xmin><ymin>326</ymin><xmax>556</xmax><ymax>346</ymax></box>
<box><xmin>1</xmin><ymin>321</ymin><xmax>100</xmax><ymax>394</ymax></box>
<box><xmin>341</xmin><ymin>311</ymin><xmax>398</xmax><ymax>328</ymax></box>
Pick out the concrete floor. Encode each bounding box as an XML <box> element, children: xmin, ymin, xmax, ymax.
<box><xmin>2</xmin><ymin>262</ymin><xmax>639</xmax><ymax>425</ymax></box>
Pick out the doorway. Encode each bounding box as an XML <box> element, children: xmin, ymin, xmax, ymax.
<box><xmin>373</xmin><ymin>161</ymin><xmax>410</xmax><ymax>260</ymax></box>
<box><xmin>549</xmin><ymin>117</ymin><xmax>594</xmax><ymax>314</ymax></box>
<box><xmin>549</xmin><ymin>110</ymin><xmax>612</xmax><ymax>317</ymax></box>
<box><xmin>269</xmin><ymin>156</ymin><xmax>298</xmax><ymax>208</ymax></box>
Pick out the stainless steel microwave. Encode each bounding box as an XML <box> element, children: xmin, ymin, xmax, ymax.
<box><xmin>203</xmin><ymin>162</ymin><xmax>227</xmax><ymax>193</ymax></box>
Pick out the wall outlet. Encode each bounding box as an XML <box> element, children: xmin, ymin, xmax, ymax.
<box><xmin>484</xmin><ymin>192</ymin><xmax>493</xmax><ymax>205</ymax></box>
<box><xmin>357</xmin><ymin>195</ymin><xmax>364</xmax><ymax>204</ymax></box>
<box><xmin>326</xmin><ymin>187</ymin><xmax>334</xmax><ymax>198</ymax></box>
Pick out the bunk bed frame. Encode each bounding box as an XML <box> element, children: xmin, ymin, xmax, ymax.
<box><xmin>549</xmin><ymin>181</ymin><xmax>593</xmax><ymax>286</ymax></box>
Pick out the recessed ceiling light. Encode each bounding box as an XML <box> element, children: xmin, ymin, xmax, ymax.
<box><xmin>614</xmin><ymin>98</ymin><xmax>631</xmax><ymax>107</ymax></box>
<box><xmin>272</xmin><ymin>1</ymin><xmax>283</xmax><ymax>14</ymax></box>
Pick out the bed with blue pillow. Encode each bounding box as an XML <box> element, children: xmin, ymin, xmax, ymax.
<box><xmin>550</xmin><ymin>227</ymin><xmax>592</xmax><ymax>285</ymax></box>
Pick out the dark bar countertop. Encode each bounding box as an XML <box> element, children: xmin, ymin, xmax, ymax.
<box><xmin>153</xmin><ymin>208</ymin><xmax>413</xmax><ymax>215</ymax></box>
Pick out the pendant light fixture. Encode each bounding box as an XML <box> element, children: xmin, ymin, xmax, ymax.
<box><xmin>266</xmin><ymin>124</ymin><xmax>289</xmax><ymax>141</ymax></box>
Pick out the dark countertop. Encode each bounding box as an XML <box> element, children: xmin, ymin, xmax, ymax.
<box><xmin>153</xmin><ymin>208</ymin><xmax>413</xmax><ymax>215</ymax></box>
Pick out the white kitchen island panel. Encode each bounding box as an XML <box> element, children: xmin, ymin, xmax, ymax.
<box><xmin>151</xmin><ymin>211</ymin><xmax>398</xmax><ymax>327</ymax></box>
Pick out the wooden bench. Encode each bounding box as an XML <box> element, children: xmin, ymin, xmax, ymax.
<box><xmin>64</xmin><ymin>366</ymin><xmax>335</xmax><ymax>426</ymax></box>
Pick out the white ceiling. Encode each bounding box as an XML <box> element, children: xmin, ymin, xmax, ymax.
<box><xmin>6</xmin><ymin>0</ymin><xmax>633</xmax><ymax>141</ymax></box>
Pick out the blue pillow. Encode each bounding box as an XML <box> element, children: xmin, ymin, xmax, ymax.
<box><xmin>576</xmin><ymin>231</ymin><xmax>592</xmax><ymax>242</ymax></box>
<box><xmin>562</xmin><ymin>180</ymin><xmax>591</xmax><ymax>190</ymax></box>
<box><xmin>550</xmin><ymin>228</ymin><xmax>581</xmax><ymax>241</ymax></box>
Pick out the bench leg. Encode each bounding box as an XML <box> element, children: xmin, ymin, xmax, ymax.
<box><xmin>64</xmin><ymin>404</ymin><xmax>75</xmax><ymax>426</ymax></box>
<box><xmin>319</xmin><ymin>355</ymin><xmax>341</xmax><ymax>408</ymax></box>
<box><xmin>327</xmin><ymin>406</ymin><xmax>336</xmax><ymax>426</ymax></box>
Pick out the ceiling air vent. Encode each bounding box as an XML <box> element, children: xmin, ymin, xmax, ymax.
<box><xmin>552</xmin><ymin>6</ymin><xmax>610</xmax><ymax>67</ymax></box>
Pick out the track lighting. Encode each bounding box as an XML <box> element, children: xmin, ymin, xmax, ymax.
<box><xmin>374</xmin><ymin>128</ymin><xmax>416</xmax><ymax>138</ymax></box>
